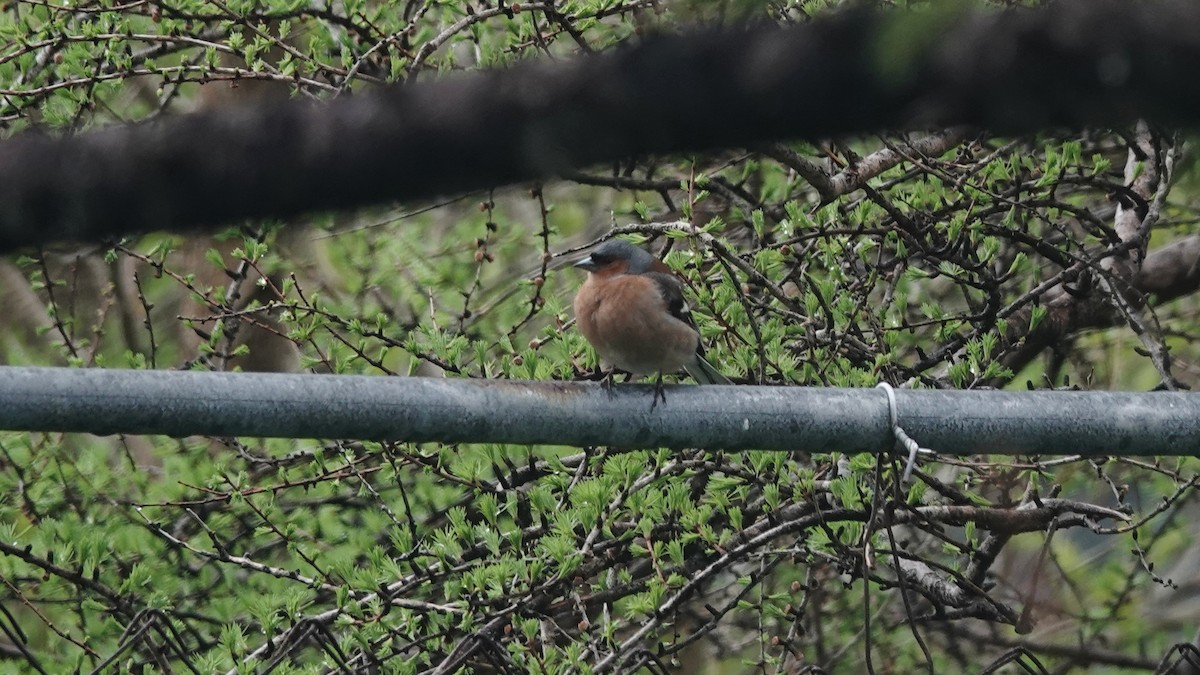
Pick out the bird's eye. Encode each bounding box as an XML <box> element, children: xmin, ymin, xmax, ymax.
<box><xmin>591</xmin><ymin>253</ymin><xmax>609</xmax><ymax>264</ymax></box>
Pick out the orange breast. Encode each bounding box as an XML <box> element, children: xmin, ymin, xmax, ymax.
<box><xmin>574</xmin><ymin>273</ymin><xmax>698</xmax><ymax>375</ymax></box>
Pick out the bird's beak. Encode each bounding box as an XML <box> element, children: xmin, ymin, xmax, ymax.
<box><xmin>573</xmin><ymin>255</ymin><xmax>598</xmax><ymax>272</ymax></box>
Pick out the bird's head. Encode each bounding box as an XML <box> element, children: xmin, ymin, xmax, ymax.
<box><xmin>573</xmin><ymin>239</ymin><xmax>658</xmax><ymax>276</ymax></box>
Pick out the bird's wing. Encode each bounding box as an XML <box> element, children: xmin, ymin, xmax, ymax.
<box><xmin>645</xmin><ymin>271</ymin><xmax>731</xmax><ymax>383</ymax></box>
<box><xmin>644</xmin><ymin>272</ymin><xmax>691</xmax><ymax>325</ymax></box>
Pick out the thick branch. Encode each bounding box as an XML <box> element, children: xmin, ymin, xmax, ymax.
<box><xmin>1137</xmin><ymin>235</ymin><xmax>1200</xmax><ymax>302</ymax></box>
<box><xmin>996</xmin><ymin>128</ymin><xmax>1176</xmax><ymax>381</ymax></box>
<box><xmin>4</xmin><ymin>1</ymin><xmax>1200</xmax><ymax>250</ymax></box>
<box><xmin>763</xmin><ymin>128</ymin><xmax>971</xmax><ymax>203</ymax></box>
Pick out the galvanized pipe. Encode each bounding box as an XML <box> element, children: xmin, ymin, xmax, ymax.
<box><xmin>0</xmin><ymin>366</ymin><xmax>1196</xmax><ymax>454</ymax></box>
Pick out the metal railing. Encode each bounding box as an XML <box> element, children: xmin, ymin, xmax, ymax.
<box><xmin>2</xmin><ymin>366</ymin><xmax>1196</xmax><ymax>455</ymax></box>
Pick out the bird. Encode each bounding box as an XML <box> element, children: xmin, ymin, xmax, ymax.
<box><xmin>572</xmin><ymin>239</ymin><xmax>730</xmax><ymax>404</ymax></box>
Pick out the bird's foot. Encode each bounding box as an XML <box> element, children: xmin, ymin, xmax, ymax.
<box><xmin>600</xmin><ymin>368</ymin><xmax>616</xmax><ymax>398</ymax></box>
<box><xmin>650</xmin><ymin>373</ymin><xmax>666</xmax><ymax>411</ymax></box>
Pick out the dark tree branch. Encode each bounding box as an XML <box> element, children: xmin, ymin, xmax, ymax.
<box><xmin>762</xmin><ymin>128</ymin><xmax>971</xmax><ymax>204</ymax></box>
<box><xmin>995</xmin><ymin>127</ymin><xmax>1177</xmax><ymax>383</ymax></box>
<box><xmin>1137</xmin><ymin>235</ymin><xmax>1200</xmax><ymax>302</ymax></box>
<box><xmin>3</xmin><ymin>0</ymin><xmax>1200</xmax><ymax>251</ymax></box>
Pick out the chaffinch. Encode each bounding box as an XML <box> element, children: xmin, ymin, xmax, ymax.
<box><xmin>573</xmin><ymin>239</ymin><xmax>730</xmax><ymax>397</ymax></box>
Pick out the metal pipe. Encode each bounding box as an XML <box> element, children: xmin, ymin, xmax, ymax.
<box><xmin>0</xmin><ymin>366</ymin><xmax>1196</xmax><ymax>454</ymax></box>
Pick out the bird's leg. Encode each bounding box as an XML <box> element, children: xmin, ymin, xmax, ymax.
<box><xmin>650</xmin><ymin>372</ymin><xmax>666</xmax><ymax>411</ymax></box>
<box><xmin>600</xmin><ymin>367</ymin><xmax>616</xmax><ymax>398</ymax></box>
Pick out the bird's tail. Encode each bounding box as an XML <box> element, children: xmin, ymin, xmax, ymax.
<box><xmin>684</xmin><ymin>354</ymin><xmax>732</xmax><ymax>385</ymax></box>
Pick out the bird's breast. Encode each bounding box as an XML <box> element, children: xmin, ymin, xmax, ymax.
<box><xmin>574</xmin><ymin>275</ymin><xmax>698</xmax><ymax>375</ymax></box>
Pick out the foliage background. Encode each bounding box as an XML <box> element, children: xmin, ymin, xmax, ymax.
<box><xmin>1</xmin><ymin>0</ymin><xmax>1200</xmax><ymax>672</ymax></box>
